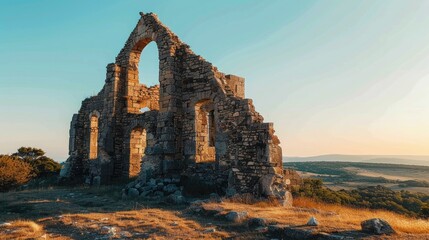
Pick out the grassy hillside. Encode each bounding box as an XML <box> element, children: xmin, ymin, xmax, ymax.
<box><xmin>284</xmin><ymin>161</ymin><xmax>429</xmax><ymax>194</ymax></box>
<box><xmin>284</xmin><ymin>154</ymin><xmax>429</xmax><ymax>166</ymax></box>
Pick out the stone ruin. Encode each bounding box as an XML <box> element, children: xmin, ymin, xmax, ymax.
<box><xmin>60</xmin><ymin>12</ymin><xmax>296</xmax><ymax>205</ymax></box>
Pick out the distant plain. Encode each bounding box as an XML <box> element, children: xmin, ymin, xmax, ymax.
<box><xmin>283</xmin><ymin>155</ymin><xmax>429</xmax><ymax>194</ymax></box>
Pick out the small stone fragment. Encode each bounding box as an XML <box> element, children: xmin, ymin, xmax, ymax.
<box><xmin>307</xmin><ymin>216</ymin><xmax>318</xmax><ymax>226</ymax></box>
<box><xmin>203</xmin><ymin>228</ymin><xmax>216</xmax><ymax>233</ymax></box>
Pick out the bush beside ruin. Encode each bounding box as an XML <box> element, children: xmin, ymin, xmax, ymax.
<box><xmin>0</xmin><ymin>155</ymin><xmax>33</xmax><ymax>192</ymax></box>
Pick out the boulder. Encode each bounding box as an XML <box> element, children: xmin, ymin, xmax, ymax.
<box><xmin>127</xmin><ymin>188</ymin><xmax>140</xmax><ymax>198</ymax></box>
<box><xmin>247</xmin><ymin>218</ymin><xmax>267</xmax><ymax>228</ymax></box>
<box><xmin>361</xmin><ymin>218</ymin><xmax>395</xmax><ymax>235</ymax></box>
<box><xmin>225</xmin><ymin>211</ymin><xmax>248</xmax><ymax>223</ymax></box>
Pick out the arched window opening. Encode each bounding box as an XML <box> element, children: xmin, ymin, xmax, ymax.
<box><xmin>138</xmin><ymin>41</ymin><xmax>159</xmax><ymax>87</ymax></box>
<box><xmin>89</xmin><ymin>115</ymin><xmax>99</xmax><ymax>159</ymax></box>
<box><xmin>127</xmin><ymin>40</ymin><xmax>160</xmax><ymax>113</ymax></box>
<box><xmin>195</xmin><ymin>100</ymin><xmax>216</xmax><ymax>163</ymax></box>
<box><xmin>129</xmin><ymin>127</ymin><xmax>147</xmax><ymax>178</ymax></box>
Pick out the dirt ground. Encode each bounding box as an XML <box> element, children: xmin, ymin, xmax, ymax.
<box><xmin>0</xmin><ymin>186</ymin><xmax>262</xmax><ymax>240</ymax></box>
<box><xmin>1</xmin><ymin>186</ymin><xmax>429</xmax><ymax>240</ymax></box>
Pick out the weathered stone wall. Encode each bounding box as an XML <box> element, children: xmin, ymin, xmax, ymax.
<box><xmin>61</xmin><ymin>12</ymin><xmax>292</xmax><ymax>203</ymax></box>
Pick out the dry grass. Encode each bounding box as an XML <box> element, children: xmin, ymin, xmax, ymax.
<box><xmin>205</xmin><ymin>197</ymin><xmax>429</xmax><ymax>235</ymax></box>
<box><xmin>0</xmin><ymin>186</ymin><xmax>234</xmax><ymax>239</ymax></box>
<box><xmin>2</xmin><ymin>186</ymin><xmax>429</xmax><ymax>239</ymax></box>
<box><xmin>0</xmin><ymin>220</ymin><xmax>45</xmax><ymax>239</ymax></box>
<box><xmin>293</xmin><ymin>197</ymin><xmax>429</xmax><ymax>234</ymax></box>
<box><xmin>53</xmin><ymin>208</ymin><xmax>230</xmax><ymax>239</ymax></box>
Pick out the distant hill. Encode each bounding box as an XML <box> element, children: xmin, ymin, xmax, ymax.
<box><xmin>283</xmin><ymin>154</ymin><xmax>429</xmax><ymax>166</ymax></box>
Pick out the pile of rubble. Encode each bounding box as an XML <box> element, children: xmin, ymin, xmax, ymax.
<box><xmin>122</xmin><ymin>177</ymin><xmax>186</xmax><ymax>204</ymax></box>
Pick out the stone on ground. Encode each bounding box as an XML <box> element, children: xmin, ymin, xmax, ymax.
<box><xmin>307</xmin><ymin>216</ymin><xmax>318</xmax><ymax>226</ymax></box>
<box><xmin>225</xmin><ymin>211</ymin><xmax>248</xmax><ymax>223</ymax></box>
<box><xmin>127</xmin><ymin>188</ymin><xmax>139</xmax><ymax>198</ymax></box>
<box><xmin>361</xmin><ymin>218</ymin><xmax>395</xmax><ymax>235</ymax></box>
<box><xmin>247</xmin><ymin>218</ymin><xmax>267</xmax><ymax>228</ymax></box>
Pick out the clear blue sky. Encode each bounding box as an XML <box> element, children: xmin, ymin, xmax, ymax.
<box><xmin>1</xmin><ymin>0</ymin><xmax>428</xmax><ymax>161</ymax></box>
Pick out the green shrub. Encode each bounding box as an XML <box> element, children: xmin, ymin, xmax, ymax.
<box><xmin>0</xmin><ymin>155</ymin><xmax>33</xmax><ymax>192</ymax></box>
<box><xmin>293</xmin><ymin>178</ymin><xmax>429</xmax><ymax>219</ymax></box>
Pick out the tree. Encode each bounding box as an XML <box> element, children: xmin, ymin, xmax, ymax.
<box><xmin>12</xmin><ymin>147</ymin><xmax>61</xmax><ymax>177</ymax></box>
<box><xmin>0</xmin><ymin>155</ymin><xmax>33</xmax><ymax>191</ymax></box>
<box><xmin>12</xmin><ymin>147</ymin><xmax>45</xmax><ymax>161</ymax></box>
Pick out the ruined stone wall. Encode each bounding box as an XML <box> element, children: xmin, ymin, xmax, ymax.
<box><xmin>61</xmin><ymin>12</ymin><xmax>292</xmax><ymax>202</ymax></box>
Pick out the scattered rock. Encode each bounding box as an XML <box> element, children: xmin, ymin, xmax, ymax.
<box><xmin>189</xmin><ymin>200</ymin><xmax>204</xmax><ymax>212</ymax></box>
<box><xmin>209</xmin><ymin>193</ymin><xmax>222</xmax><ymax>203</ymax></box>
<box><xmin>100</xmin><ymin>226</ymin><xmax>117</xmax><ymax>236</ymax></box>
<box><xmin>166</xmin><ymin>193</ymin><xmax>186</xmax><ymax>204</ymax></box>
<box><xmin>201</xmin><ymin>205</ymin><xmax>224</xmax><ymax>216</ymax></box>
<box><xmin>361</xmin><ymin>218</ymin><xmax>395</xmax><ymax>235</ymax></box>
<box><xmin>314</xmin><ymin>232</ymin><xmax>345</xmax><ymax>239</ymax></box>
<box><xmin>139</xmin><ymin>190</ymin><xmax>152</xmax><ymax>198</ymax></box>
<box><xmin>307</xmin><ymin>216</ymin><xmax>318</xmax><ymax>226</ymax></box>
<box><xmin>153</xmin><ymin>191</ymin><xmax>164</xmax><ymax>198</ymax></box>
<box><xmin>121</xmin><ymin>192</ymin><xmax>128</xmax><ymax>200</ymax></box>
<box><xmin>127</xmin><ymin>188</ymin><xmax>140</xmax><ymax>198</ymax></box>
<box><xmin>225</xmin><ymin>211</ymin><xmax>248</xmax><ymax>223</ymax></box>
<box><xmin>268</xmin><ymin>225</ymin><xmax>342</xmax><ymax>239</ymax></box>
<box><xmin>148</xmin><ymin>179</ymin><xmax>156</xmax><ymax>186</ymax></box>
<box><xmin>255</xmin><ymin>226</ymin><xmax>268</xmax><ymax>233</ymax></box>
<box><xmin>163</xmin><ymin>184</ymin><xmax>178</xmax><ymax>194</ymax></box>
<box><xmin>203</xmin><ymin>228</ymin><xmax>216</xmax><ymax>233</ymax></box>
<box><xmin>225</xmin><ymin>188</ymin><xmax>236</xmax><ymax>197</ymax></box>
<box><xmin>93</xmin><ymin>176</ymin><xmax>101</xmax><ymax>187</ymax></box>
<box><xmin>120</xmin><ymin>231</ymin><xmax>132</xmax><ymax>238</ymax></box>
<box><xmin>248</xmin><ymin>218</ymin><xmax>267</xmax><ymax>228</ymax></box>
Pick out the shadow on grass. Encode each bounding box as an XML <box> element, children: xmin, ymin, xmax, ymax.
<box><xmin>0</xmin><ymin>185</ymin><xmax>265</xmax><ymax>239</ymax></box>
